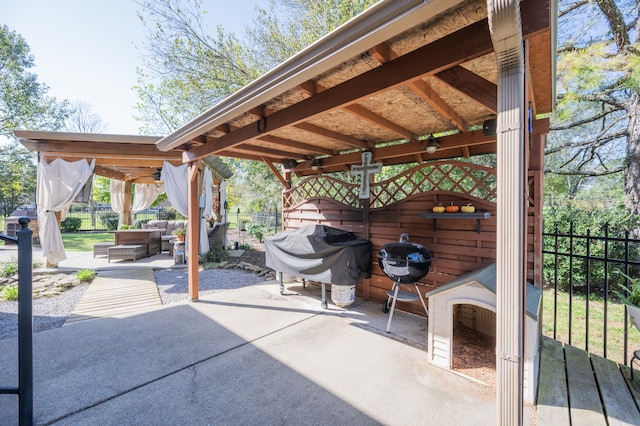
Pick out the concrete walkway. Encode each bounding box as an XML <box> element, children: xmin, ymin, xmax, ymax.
<box><xmin>0</xmin><ymin>277</ymin><xmax>510</xmax><ymax>425</ymax></box>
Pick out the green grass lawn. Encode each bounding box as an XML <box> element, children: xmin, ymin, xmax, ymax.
<box><xmin>543</xmin><ymin>289</ymin><xmax>640</xmax><ymax>365</ymax></box>
<box><xmin>61</xmin><ymin>232</ymin><xmax>113</xmax><ymax>252</ymax></box>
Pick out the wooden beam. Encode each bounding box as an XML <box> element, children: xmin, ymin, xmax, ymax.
<box><xmin>230</xmin><ymin>143</ymin><xmax>308</xmax><ymax>159</ymax></box>
<box><xmin>262</xmin><ymin>157</ymin><xmax>291</xmax><ymax>189</ymax></box>
<box><xmin>294</xmin><ymin>130</ymin><xmax>495</xmax><ymax>173</ymax></box>
<box><xmin>435</xmin><ymin>66</ymin><xmax>498</xmax><ymax>113</ymax></box>
<box><xmin>188</xmin><ymin>160</ymin><xmax>200</xmax><ymax>301</ymax></box>
<box><xmin>408</xmin><ymin>79</ymin><xmax>468</xmax><ymax>132</ymax></box>
<box><xmin>21</xmin><ymin>140</ymin><xmax>182</xmax><ymax>160</ymax></box>
<box><xmin>257</xmin><ymin>135</ymin><xmax>336</xmax><ymax>156</ymax></box>
<box><xmin>298</xmin><ymin>80</ymin><xmax>320</xmax><ymax>95</ymax></box>
<box><xmin>93</xmin><ymin>165</ymin><xmax>127</xmax><ymax>181</ymax></box>
<box><xmin>369</xmin><ymin>42</ymin><xmax>397</xmax><ymax>63</ymax></box>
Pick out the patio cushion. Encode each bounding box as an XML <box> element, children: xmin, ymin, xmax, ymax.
<box><xmin>143</xmin><ymin>220</ymin><xmax>187</xmax><ymax>236</ymax></box>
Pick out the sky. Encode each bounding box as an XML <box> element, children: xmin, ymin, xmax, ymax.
<box><xmin>2</xmin><ymin>0</ymin><xmax>266</xmax><ymax>136</ymax></box>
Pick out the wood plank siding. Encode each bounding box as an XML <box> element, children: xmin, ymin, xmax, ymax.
<box><xmin>281</xmin><ymin>160</ymin><xmax>540</xmax><ymax>316</ymax></box>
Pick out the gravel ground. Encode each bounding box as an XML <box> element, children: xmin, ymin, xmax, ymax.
<box><xmin>0</xmin><ymin>268</ymin><xmax>271</xmax><ymax>341</ymax></box>
<box><xmin>0</xmin><ymin>283</ymin><xmax>89</xmax><ymax>340</ymax></box>
<box><xmin>154</xmin><ymin>268</ymin><xmax>271</xmax><ymax>304</ymax></box>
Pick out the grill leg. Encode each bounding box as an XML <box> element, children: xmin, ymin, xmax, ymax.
<box><xmin>414</xmin><ymin>283</ymin><xmax>429</xmax><ymax>317</ymax></box>
<box><xmin>321</xmin><ymin>283</ymin><xmax>327</xmax><ymax>309</ymax></box>
<box><xmin>386</xmin><ymin>282</ymin><xmax>400</xmax><ymax>333</ymax></box>
<box><xmin>278</xmin><ymin>272</ymin><xmax>284</xmax><ymax>295</ymax></box>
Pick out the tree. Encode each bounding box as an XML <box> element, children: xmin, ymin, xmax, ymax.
<box><xmin>64</xmin><ymin>101</ymin><xmax>107</xmax><ymax>133</ymax></box>
<box><xmin>548</xmin><ymin>0</ymin><xmax>640</xmax><ymax>215</ymax></box>
<box><xmin>0</xmin><ymin>144</ymin><xmax>37</xmax><ymax>217</ymax></box>
<box><xmin>134</xmin><ymin>0</ymin><xmax>377</xmax><ymax>212</ymax></box>
<box><xmin>0</xmin><ymin>25</ymin><xmax>70</xmax><ymax>139</ymax></box>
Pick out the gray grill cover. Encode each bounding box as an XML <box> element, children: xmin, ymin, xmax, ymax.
<box><xmin>265</xmin><ymin>225</ymin><xmax>372</xmax><ymax>286</ymax></box>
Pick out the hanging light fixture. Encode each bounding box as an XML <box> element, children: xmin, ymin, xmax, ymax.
<box><xmin>424</xmin><ymin>135</ymin><xmax>440</xmax><ymax>154</ymax></box>
<box><xmin>310</xmin><ymin>158</ymin><xmax>322</xmax><ymax>170</ymax></box>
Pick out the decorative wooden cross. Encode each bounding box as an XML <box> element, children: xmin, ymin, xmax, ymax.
<box><xmin>351</xmin><ymin>151</ymin><xmax>382</xmax><ymax>199</ymax></box>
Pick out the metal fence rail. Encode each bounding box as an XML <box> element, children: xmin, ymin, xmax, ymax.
<box><xmin>543</xmin><ymin>222</ymin><xmax>640</xmax><ymax>365</ymax></box>
<box><xmin>0</xmin><ymin>218</ymin><xmax>34</xmax><ymax>425</ymax></box>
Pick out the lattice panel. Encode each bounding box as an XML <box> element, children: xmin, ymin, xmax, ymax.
<box><xmin>283</xmin><ymin>175</ymin><xmax>361</xmax><ymax>209</ymax></box>
<box><xmin>283</xmin><ymin>161</ymin><xmax>497</xmax><ymax>210</ymax></box>
<box><xmin>370</xmin><ymin>161</ymin><xmax>497</xmax><ymax>208</ymax></box>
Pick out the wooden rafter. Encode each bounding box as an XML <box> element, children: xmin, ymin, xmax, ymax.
<box><xmin>343</xmin><ymin>104</ymin><xmax>419</xmax><ymax>143</ymax></box>
<box><xmin>408</xmin><ymin>79</ymin><xmax>468</xmax><ymax>132</ymax></box>
<box><xmin>435</xmin><ymin>66</ymin><xmax>498</xmax><ymax>113</ymax></box>
<box><xmin>293</xmin><ymin>122</ymin><xmax>370</xmax><ymax>150</ymax></box>
<box><xmin>262</xmin><ymin>157</ymin><xmax>291</xmax><ymax>189</ymax></box>
<box><xmin>185</xmin><ymin>4</ymin><xmax>547</xmax><ymax>162</ymax></box>
<box><xmin>257</xmin><ymin>135</ymin><xmax>336</xmax><ymax>156</ymax></box>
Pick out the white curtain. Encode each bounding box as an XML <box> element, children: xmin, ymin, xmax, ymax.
<box><xmin>200</xmin><ymin>168</ymin><xmax>213</xmax><ymax>254</ymax></box>
<box><xmin>161</xmin><ymin>162</ymin><xmax>191</xmax><ymax>255</ymax></box>
<box><xmin>161</xmin><ymin>162</ymin><xmax>188</xmax><ymax>217</ymax></box>
<box><xmin>37</xmin><ymin>158</ymin><xmax>95</xmax><ymax>265</ymax></box>
<box><xmin>110</xmin><ymin>179</ymin><xmax>125</xmax><ymax>227</ymax></box>
<box><xmin>132</xmin><ymin>183</ymin><xmax>164</xmax><ymax>213</ymax></box>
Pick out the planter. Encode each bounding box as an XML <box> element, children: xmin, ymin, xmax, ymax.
<box><xmin>627</xmin><ymin>304</ymin><xmax>640</xmax><ymax>331</ymax></box>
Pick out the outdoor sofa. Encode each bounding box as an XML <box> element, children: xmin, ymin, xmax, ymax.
<box><xmin>142</xmin><ymin>220</ymin><xmax>187</xmax><ymax>252</ymax></box>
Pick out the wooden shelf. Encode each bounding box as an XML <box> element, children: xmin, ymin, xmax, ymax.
<box><xmin>418</xmin><ymin>212</ymin><xmax>491</xmax><ymax>233</ymax></box>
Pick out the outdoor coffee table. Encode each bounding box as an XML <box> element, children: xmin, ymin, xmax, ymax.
<box><xmin>107</xmin><ymin>244</ymin><xmax>147</xmax><ymax>262</ymax></box>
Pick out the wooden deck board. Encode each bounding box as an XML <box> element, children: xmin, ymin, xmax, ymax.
<box><xmin>65</xmin><ymin>268</ymin><xmax>161</xmax><ymax>325</ymax></box>
<box><xmin>537</xmin><ymin>336</ymin><xmax>640</xmax><ymax>426</ymax></box>
<box><xmin>536</xmin><ymin>337</ymin><xmax>570</xmax><ymax>425</ymax></box>
<box><xmin>591</xmin><ymin>354</ymin><xmax>640</xmax><ymax>426</ymax></box>
<box><xmin>565</xmin><ymin>344</ymin><xmax>607</xmax><ymax>425</ymax></box>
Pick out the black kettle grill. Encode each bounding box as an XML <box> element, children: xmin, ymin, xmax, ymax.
<box><xmin>377</xmin><ymin>234</ymin><xmax>431</xmax><ymax>332</ymax></box>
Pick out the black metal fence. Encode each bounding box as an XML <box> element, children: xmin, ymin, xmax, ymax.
<box><xmin>543</xmin><ymin>223</ymin><xmax>640</xmax><ymax>365</ymax></box>
<box><xmin>0</xmin><ymin>218</ymin><xmax>34</xmax><ymax>425</ymax></box>
<box><xmin>60</xmin><ymin>205</ymin><xmax>281</xmax><ymax>232</ymax></box>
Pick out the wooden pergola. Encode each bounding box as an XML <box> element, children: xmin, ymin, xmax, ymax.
<box><xmin>154</xmin><ymin>1</ymin><xmax>555</xmax><ymax>424</ymax></box>
<box><xmin>15</xmin><ymin>130</ymin><xmax>232</xmax><ymax>226</ymax></box>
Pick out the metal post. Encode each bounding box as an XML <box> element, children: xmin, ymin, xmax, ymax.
<box><xmin>17</xmin><ymin>217</ymin><xmax>33</xmax><ymax>426</ymax></box>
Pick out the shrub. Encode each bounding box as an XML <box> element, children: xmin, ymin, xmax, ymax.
<box><xmin>158</xmin><ymin>209</ymin><xmax>177</xmax><ymax>220</ymax></box>
<box><xmin>201</xmin><ymin>248</ymin><xmax>229</xmax><ymax>264</ymax></box>
<box><xmin>247</xmin><ymin>223</ymin><xmax>267</xmax><ymax>242</ymax></box>
<box><xmin>1</xmin><ymin>285</ymin><xmax>18</xmax><ymax>301</ymax></box>
<box><xmin>60</xmin><ymin>217</ymin><xmax>82</xmax><ymax>232</ymax></box>
<box><xmin>98</xmin><ymin>212</ymin><xmax>119</xmax><ymax>231</ymax></box>
<box><xmin>134</xmin><ymin>218</ymin><xmax>150</xmax><ymax>229</ymax></box>
<box><xmin>76</xmin><ymin>269</ymin><xmax>97</xmax><ymax>282</ymax></box>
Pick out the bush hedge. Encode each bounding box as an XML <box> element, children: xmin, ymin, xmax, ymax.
<box><xmin>60</xmin><ymin>217</ymin><xmax>82</xmax><ymax>232</ymax></box>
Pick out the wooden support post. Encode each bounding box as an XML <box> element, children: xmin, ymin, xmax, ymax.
<box><xmin>123</xmin><ymin>181</ymin><xmax>133</xmax><ymax>226</ymax></box>
<box><xmin>188</xmin><ymin>160</ymin><xmax>200</xmax><ymax>301</ymax></box>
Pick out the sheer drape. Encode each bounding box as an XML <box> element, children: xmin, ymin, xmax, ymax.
<box><xmin>132</xmin><ymin>183</ymin><xmax>164</xmax><ymax>213</ymax></box>
<box><xmin>200</xmin><ymin>168</ymin><xmax>213</xmax><ymax>254</ymax></box>
<box><xmin>110</xmin><ymin>179</ymin><xmax>125</xmax><ymax>227</ymax></box>
<box><xmin>37</xmin><ymin>158</ymin><xmax>94</xmax><ymax>265</ymax></box>
<box><xmin>160</xmin><ymin>162</ymin><xmax>188</xmax><ymax>217</ymax></box>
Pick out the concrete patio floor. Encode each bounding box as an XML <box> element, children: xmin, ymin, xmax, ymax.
<box><xmin>0</xmin><ymin>244</ymin><xmax>540</xmax><ymax>425</ymax></box>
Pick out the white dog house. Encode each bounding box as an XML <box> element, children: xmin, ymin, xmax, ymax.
<box><xmin>425</xmin><ymin>264</ymin><xmax>541</xmax><ymax>404</ymax></box>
